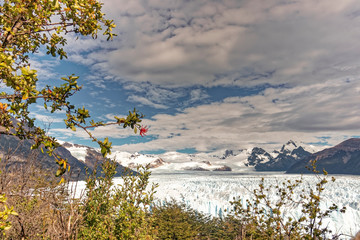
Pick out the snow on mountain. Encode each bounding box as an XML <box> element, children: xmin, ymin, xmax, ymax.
<box><xmin>63</xmin><ymin>143</ymin><xmax>89</xmax><ymax>162</ymax></box>
<box><xmin>253</xmin><ymin>140</ymin><xmax>313</xmax><ymax>171</ymax></box>
<box><xmin>287</xmin><ymin>138</ymin><xmax>360</xmax><ymax>175</ymax></box>
<box><xmin>159</xmin><ymin>151</ymin><xmax>193</xmax><ymax>163</ymax></box>
<box><xmin>110</xmin><ymin>152</ymin><xmax>167</xmax><ymax>169</ymax></box>
<box><xmin>302</xmin><ymin>143</ymin><xmax>324</xmax><ymax>154</ymax></box>
<box><xmin>163</xmin><ymin>149</ymin><xmax>255</xmax><ymax>172</ymax></box>
<box><xmin>280</xmin><ymin>140</ymin><xmax>298</xmax><ymax>154</ymax></box>
<box><xmin>63</xmin><ymin>140</ymin><xmax>314</xmax><ymax>173</ymax></box>
<box><xmin>246</xmin><ymin>147</ymin><xmax>273</xmax><ymax>166</ymax></box>
<box><xmin>109</xmin><ymin>150</ymin><xmax>236</xmax><ymax>172</ymax></box>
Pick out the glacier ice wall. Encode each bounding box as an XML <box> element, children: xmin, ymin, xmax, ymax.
<box><xmin>148</xmin><ymin>173</ymin><xmax>360</xmax><ymax>237</ymax></box>
<box><xmin>69</xmin><ymin>172</ymin><xmax>360</xmax><ymax>237</ymax></box>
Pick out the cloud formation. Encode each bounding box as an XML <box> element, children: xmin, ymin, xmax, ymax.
<box><xmin>91</xmin><ymin>0</ymin><xmax>360</xmax><ymax>88</ymax></box>
<box><xmin>44</xmin><ymin>0</ymin><xmax>360</xmax><ymax>153</ymax></box>
<box><xmin>112</xmin><ymin>77</ymin><xmax>360</xmax><ymax>152</ymax></box>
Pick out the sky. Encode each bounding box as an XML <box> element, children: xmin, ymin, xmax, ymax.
<box><xmin>30</xmin><ymin>0</ymin><xmax>360</xmax><ymax>154</ymax></box>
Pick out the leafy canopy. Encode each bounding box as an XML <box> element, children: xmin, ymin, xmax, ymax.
<box><xmin>0</xmin><ymin>0</ymin><xmax>145</xmax><ymax>176</ymax></box>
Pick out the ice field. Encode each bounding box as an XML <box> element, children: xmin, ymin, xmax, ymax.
<box><xmin>70</xmin><ymin>172</ymin><xmax>360</xmax><ymax>238</ymax></box>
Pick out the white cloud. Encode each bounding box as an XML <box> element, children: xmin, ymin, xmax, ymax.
<box><xmin>73</xmin><ymin>0</ymin><xmax>360</xmax><ymax>89</ymax></box>
<box><xmin>188</xmin><ymin>89</ymin><xmax>209</xmax><ymax>104</ymax></box>
<box><xmin>112</xmin><ymin>78</ymin><xmax>360</xmax><ymax>152</ymax></box>
<box><xmin>49</xmin><ymin>122</ymin><xmax>136</xmax><ymax>141</ymax></box>
<box><xmin>42</xmin><ymin>0</ymin><xmax>360</xmax><ymax>153</ymax></box>
<box><xmin>29</xmin><ymin>58</ymin><xmax>61</xmax><ymax>83</ymax></box>
<box><xmin>30</xmin><ymin>113</ymin><xmax>64</xmax><ymax>133</ymax></box>
<box><xmin>123</xmin><ymin>82</ymin><xmax>186</xmax><ymax>108</ymax></box>
<box><xmin>127</xmin><ymin>95</ymin><xmax>169</xmax><ymax>109</ymax></box>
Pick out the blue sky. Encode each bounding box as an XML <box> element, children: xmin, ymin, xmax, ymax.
<box><xmin>30</xmin><ymin>0</ymin><xmax>360</xmax><ymax>153</ymax></box>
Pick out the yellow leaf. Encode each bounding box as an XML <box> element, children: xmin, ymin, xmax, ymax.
<box><xmin>10</xmin><ymin>210</ymin><xmax>18</xmax><ymax>216</ymax></box>
<box><xmin>0</xmin><ymin>102</ymin><xmax>7</xmax><ymax>111</ymax></box>
<box><xmin>59</xmin><ymin>177</ymin><xmax>65</xmax><ymax>184</ymax></box>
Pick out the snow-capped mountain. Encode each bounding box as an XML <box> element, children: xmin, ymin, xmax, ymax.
<box><xmin>246</xmin><ymin>147</ymin><xmax>273</xmax><ymax>167</ymax></box>
<box><xmin>109</xmin><ymin>151</ymin><xmax>166</xmax><ymax>169</ymax></box>
<box><xmin>62</xmin><ymin>140</ymin><xmax>314</xmax><ymax>173</ymax></box>
<box><xmin>254</xmin><ymin>140</ymin><xmax>312</xmax><ymax>171</ymax></box>
<box><xmin>287</xmin><ymin>138</ymin><xmax>360</xmax><ymax>175</ymax></box>
<box><xmin>0</xmin><ymin>135</ymin><xmax>91</xmax><ymax>179</ymax></box>
<box><xmin>109</xmin><ymin>150</ymin><xmax>236</xmax><ymax>172</ymax></box>
<box><xmin>59</xmin><ymin>142</ymin><xmax>133</xmax><ymax>177</ymax></box>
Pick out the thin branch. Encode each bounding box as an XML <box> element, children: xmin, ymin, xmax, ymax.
<box><xmin>82</xmin><ymin>122</ymin><xmax>122</xmax><ymax>129</ymax></box>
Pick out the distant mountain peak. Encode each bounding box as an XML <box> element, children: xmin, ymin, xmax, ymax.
<box><xmin>280</xmin><ymin>140</ymin><xmax>298</xmax><ymax>153</ymax></box>
<box><xmin>220</xmin><ymin>149</ymin><xmax>234</xmax><ymax>159</ymax></box>
<box><xmin>333</xmin><ymin>138</ymin><xmax>360</xmax><ymax>151</ymax></box>
<box><xmin>287</xmin><ymin>140</ymin><xmax>297</xmax><ymax>145</ymax></box>
<box><xmin>253</xmin><ymin>141</ymin><xmax>311</xmax><ymax>171</ymax></box>
<box><xmin>287</xmin><ymin>138</ymin><xmax>360</xmax><ymax>175</ymax></box>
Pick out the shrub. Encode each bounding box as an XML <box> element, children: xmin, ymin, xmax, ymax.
<box><xmin>229</xmin><ymin>161</ymin><xmax>347</xmax><ymax>239</ymax></box>
<box><xmin>78</xmin><ymin>160</ymin><xmax>157</xmax><ymax>239</ymax></box>
<box><xmin>0</xmin><ymin>152</ymin><xmax>79</xmax><ymax>239</ymax></box>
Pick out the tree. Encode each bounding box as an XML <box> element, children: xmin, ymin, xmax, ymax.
<box><xmin>0</xmin><ymin>0</ymin><xmax>148</xmax><ymax>232</ymax></box>
<box><xmin>152</xmin><ymin>200</ymin><xmax>207</xmax><ymax>239</ymax></box>
<box><xmin>0</xmin><ymin>0</ymin><xmax>146</xmax><ymax>178</ymax></box>
<box><xmin>79</xmin><ymin>161</ymin><xmax>157</xmax><ymax>239</ymax></box>
<box><xmin>229</xmin><ymin>161</ymin><xmax>347</xmax><ymax>239</ymax></box>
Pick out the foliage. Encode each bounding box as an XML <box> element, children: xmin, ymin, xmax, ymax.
<box><xmin>0</xmin><ymin>150</ymin><xmax>158</xmax><ymax>239</ymax></box>
<box><xmin>0</xmin><ymin>158</ymin><xmax>17</xmax><ymax>233</ymax></box>
<box><xmin>0</xmin><ymin>0</ymin><xmax>145</xmax><ymax>181</ymax></box>
<box><xmin>0</xmin><ymin>151</ymin><xmax>357</xmax><ymax>239</ymax></box>
<box><xmin>152</xmin><ymin>200</ymin><xmax>204</xmax><ymax>239</ymax></box>
<box><xmin>0</xmin><ymin>194</ymin><xmax>17</xmax><ymax>232</ymax></box>
<box><xmin>0</xmin><ymin>2</ymin><xmax>356</xmax><ymax>238</ymax></box>
<box><xmin>229</xmin><ymin>159</ymin><xmax>347</xmax><ymax>240</ymax></box>
<box><xmin>0</xmin><ymin>153</ymin><xmax>77</xmax><ymax>239</ymax></box>
<box><xmin>78</xmin><ymin>160</ymin><xmax>157</xmax><ymax>240</ymax></box>
<box><xmin>112</xmin><ymin>164</ymin><xmax>157</xmax><ymax>239</ymax></box>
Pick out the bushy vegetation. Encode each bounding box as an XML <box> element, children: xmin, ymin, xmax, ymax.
<box><xmin>0</xmin><ymin>154</ymin><xmax>358</xmax><ymax>240</ymax></box>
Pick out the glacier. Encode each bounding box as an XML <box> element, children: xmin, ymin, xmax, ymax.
<box><xmin>64</xmin><ymin>141</ymin><xmax>359</xmax><ymax>237</ymax></box>
<box><xmin>70</xmin><ymin>172</ymin><xmax>360</xmax><ymax>238</ymax></box>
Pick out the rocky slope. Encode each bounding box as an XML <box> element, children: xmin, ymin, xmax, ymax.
<box><xmin>287</xmin><ymin>138</ymin><xmax>360</xmax><ymax>175</ymax></box>
<box><xmin>0</xmin><ymin>135</ymin><xmax>130</xmax><ymax>180</ymax></box>
<box><xmin>254</xmin><ymin>140</ymin><xmax>312</xmax><ymax>171</ymax></box>
<box><xmin>0</xmin><ymin>135</ymin><xmax>88</xmax><ymax>179</ymax></box>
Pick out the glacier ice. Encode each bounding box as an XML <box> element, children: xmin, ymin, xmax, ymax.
<box><xmin>69</xmin><ymin>172</ymin><xmax>360</xmax><ymax>238</ymax></box>
<box><xmin>148</xmin><ymin>172</ymin><xmax>360</xmax><ymax>237</ymax></box>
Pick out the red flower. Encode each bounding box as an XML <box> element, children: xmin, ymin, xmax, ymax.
<box><xmin>139</xmin><ymin>125</ymin><xmax>148</xmax><ymax>137</ymax></box>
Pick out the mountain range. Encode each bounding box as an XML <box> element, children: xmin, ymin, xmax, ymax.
<box><xmin>1</xmin><ymin>133</ymin><xmax>360</xmax><ymax>175</ymax></box>
<box><xmin>0</xmin><ymin>135</ymin><xmax>130</xmax><ymax>180</ymax></box>
<box><xmin>249</xmin><ymin>141</ymin><xmax>312</xmax><ymax>171</ymax></box>
<box><xmin>287</xmin><ymin>138</ymin><xmax>360</xmax><ymax>175</ymax></box>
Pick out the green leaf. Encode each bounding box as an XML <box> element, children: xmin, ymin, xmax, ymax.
<box><xmin>55</xmin><ymin>168</ymin><xmax>63</xmax><ymax>177</ymax></box>
<box><xmin>101</xmin><ymin>146</ymin><xmax>107</xmax><ymax>156</ymax></box>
